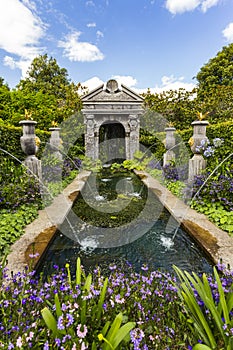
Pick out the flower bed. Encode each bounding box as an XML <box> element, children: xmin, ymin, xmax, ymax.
<box><xmin>0</xmin><ymin>259</ymin><xmax>232</xmax><ymax>349</ymax></box>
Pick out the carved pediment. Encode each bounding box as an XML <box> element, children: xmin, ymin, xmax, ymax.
<box><xmin>81</xmin><ymin>79</ymin><xmax>144</xmax><ymax>104</ymax></box>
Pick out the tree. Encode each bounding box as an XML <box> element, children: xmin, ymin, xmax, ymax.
<box><xmin>142</xmin><ymin>88</ymin><xmax>197</xmax><ymax>130</ymax></box>
<box><xmin>13</xmin><ymin>54</ymin><xmax>83</xmax><ymax>129</ymax></box>
<box><xmin>196</xmin><ymin>43</ymin><xmax>233</xmax><ymax>92</ymax></box>
<box><xmin>17</xmin><ymin>54</ymin><xmax>70</xmax><ymax>98</ymax></box>
<box><xmin>0</xmin><ymin>78</ymin><xmax>11</xmax><ymax>122</ymax></box>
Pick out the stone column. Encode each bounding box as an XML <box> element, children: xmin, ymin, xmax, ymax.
<box><xmin>19</xmin><ymin>120</ymin><xmax>41</xmax><ymax>179</ymax></box>
<box><xmin>93</xmin><ymin>128</ymin><xmax>99</xmax><ymax>160</ymax></box>
<box><xmin>84</xmin><ymin>114</ymin><xmax>96</xmax><ymax>159</ymax></box>
<box><xmin>49</xmin><ymin>127</ymin><xmax>63</xmax><ymax>161</ymax></box>
<box><xmin>129</xmin><ymin>114</ymin><xmax>140</xmax><ymax>159</ymax></box>
<box><xmin>163</xmin><ymin>126</ymin><xmax>176</xmax><ymax>166</ymax></box>
<box><xmin>188</xmin><ymin>120</ymin><xmax>209</xmax><ymax>182</ymax></box>
<box><xmin>125</xmin><ymin>130</ymin><xmax>131</xmax><ymax>160</ymax></box>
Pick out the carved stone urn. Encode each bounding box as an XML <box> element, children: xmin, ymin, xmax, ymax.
<box><xmin>19</xmin><ymin>120</ymin><xmax>41</xmax><ymax>179</ymax></box>
<box><xmin>19</xmin><ymin>120</ymin><xmax>38</xmax><ymax>156</ymax></box>
<box><xmin>49</xmin><ymin>127</ymin><xmax>63</xmax><ymax>160</ymax></box>
<box><xmin>188</xmin><ymin>120</ymin><xmax>209</xmax><ymax>182</ymax></box>
<box><xmin>189</xmin><ymin>120</ymin><xmax>209</xmax><ymax>155</ymax></box>
<box><xmin>163</xmin><ymin>126</ymin><xmax>176</xmax><ymax>166</ymax></box>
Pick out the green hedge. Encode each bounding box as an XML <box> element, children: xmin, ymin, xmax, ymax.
<box><xmin>140</xmin><ymin>121</ymin><xmax>233</xmax><ymax>171</ymax></box>
<box><xmin>0</xmin><ymin>124</ymin><xmax>85</xmax><ymax>164</ymax></box>
<box><xmin>1</xmin><ymin>120</ymin><xmax>232</xmax><ymax>170</ymax></box>
<box><xmin>0</xmin><ymin>124</ymin><xmax>50</xmax><ymax>163</ymax></box>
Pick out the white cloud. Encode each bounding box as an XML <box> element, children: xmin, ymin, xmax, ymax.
<box><xmin>111</xmin><ymin>75</ymin><xmax>137</xmax><ymax>88</ymax></box>
<box><xmin>158</xmin><ymin>75</ymin><xmax>196</xmax><ymax>92</ymax></box>
<box><xmin>222</xmin><ymin>23</ymin><xmax>233</xmax><ymax>42</ymax></box>
<box><xmin>3</xmin><ymin>56</ymin><xmax>17</xmax><ymax>70</ymax></box>
<box><xmin>201</xmin><ymin>0</ymin><xmax>219</xmax><ymax>12</ymax></box>
<box><xmin>165</xmin><ymin>0</ymin><xmax>200</xmax><ymax>14</ymax></box>
<box><xmin>80</xmin><ymin>75</ymin><xmax>195</xmax><ymax>95</ymax></box>
<box><xmin>96</xmin><ymin>30</ymin><xmax>104</xmax><ymax>39</ymax></box>
<box><xmin>80</xmin><ymin>75</ymin><xmax>138</xmax><ymax>93</ymax></box>
<box><xmin>58</xmin><ymin>31</ymin><xmax>105</xmax><ymax>62</ymax></box>
<box><xmin>81</xmin><ymin>76</ymin><xmax>104</xmax><ymax>92</ymax></box>
<box><xmin>4</xmin><ymin>56</ymin><xmax>30</xmax><ymax>78</ymax></box>
<box><xmin>87</xmin><ymin>22</ymin><xmax>96</xmax><ymax>28</ymax></box>
<box><xmin>0</xmin><ymin>0</ymin><xmax>46</xmax><ymax>77</ymax></box>
<box><xmin>136</xmin><ymin>75</ymin><xmax>196</xmax><ymax>94</ymax></box>
<box><xmin>86</xmin><ymin>1</ymin><xmax>95</xmax><ymax>6</ymax></box>
<box><xmin>164</xmin><ymin>0</ymin><xmax>221</xmax><ymax>14</ymax></box>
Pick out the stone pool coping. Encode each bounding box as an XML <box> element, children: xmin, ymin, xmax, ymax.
<box><xmin>6</xmin><ymin>171</ymin><xmax>91</xmax><ymax>274</ymax></box>
<box><xmin>6</xmin><ymin>170</ymin><xmax>233</xmax><ymax>274</ymax></box>
<box><xmin>135</xmin><ymin>170</ymin><xmax>233</xmax><ymax>268</ymax></box>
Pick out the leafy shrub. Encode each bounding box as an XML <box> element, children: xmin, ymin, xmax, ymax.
<box><xmin>174</xmin><ymin>264</ymin><xmax>233</xmax><ymax>349</ymax></box>
<box><xmin>0</xmin><ymin>204</ymin><xmax>38</xmax><ymax>256</ymax></box>
<box><xmin>0</xmin><ymin>259</ymin><xmax>196</xmax><ymax>349</ymax></box>
<box><xmin>186</xmin><ymin>172</ymin><xmax>233</xmax><ymax>212</ymax></box>
<box><xmin>166</xmin><ymin>181</ymin><xmax>187</xmax><ymax>199</ymax></box>
<box><xmin>0</xmin><ymin>160</ymin><xmax>42</xmax><ymax>211</ymax></box>
<box><xmin>0</xmin><ymin>124</ymin><xmax>50</xmax><ymax>163</ymax></box>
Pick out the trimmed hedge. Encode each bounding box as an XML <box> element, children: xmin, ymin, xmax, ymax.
<box><xmin>1</xmin><ymin>120</ymin><xmax>232</xmax><ymax>171</ymax></box>
<box><xmin>0</xmin><ymin>124</ymin><xmax>50</xmax><ymax>163</ymax></box>
<box><xmin>140</xmin><ymin>121</ymin><xmax>233</xmax><ymax>172</ymax></box>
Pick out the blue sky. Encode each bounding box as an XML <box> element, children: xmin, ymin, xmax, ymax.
<box><xmin>0</xmin><ymin>0</ymin><xmax>233</xmax><ymax>93</ymax></box>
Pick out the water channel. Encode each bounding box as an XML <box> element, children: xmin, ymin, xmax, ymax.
<box><xmin>36</xmin><ymin>169</ymin><xmax>213</xmax><ymax>277</ymax></box>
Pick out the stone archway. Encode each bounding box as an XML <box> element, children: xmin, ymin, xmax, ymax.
<box><xmin>99</xmin><ymin>121</ymin><xmax>126</xmax><ymax>163</ymax></box>
<box><xmin>81</xmin><ymin>79</ymin><xmax>144</xmax><ymax>162</ymax></box>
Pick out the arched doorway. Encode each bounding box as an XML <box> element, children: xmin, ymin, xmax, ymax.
<box><xmin>99</xmin><ymin>121</ymin><xmax>126</xmax><ymax>164</ymax></box>
<box><xmin>81</xmin><ymin>79</ymin><xmax>144</xmax><ymax>161</ymax></box>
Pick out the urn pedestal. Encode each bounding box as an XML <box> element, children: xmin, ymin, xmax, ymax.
<box><xmin>188</xmin><ymin>120</ymin><xmax>209</xmax><ymax>182</ymax></box>
<box><xmin>49</xmin><ymin>127</ymin><xmax>63</xmax><ymax>161</ymax></box>
<box><xmin>19</xmin><ymin>120</ymin><xmax>41</xmax><ymax>179</ymax></box>
<box><xmin>163</xmin><ymin>127</ymin><xmax>176</xmax><ymax>167</ymax></box>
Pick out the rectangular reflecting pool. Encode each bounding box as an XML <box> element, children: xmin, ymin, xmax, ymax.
<box><xmin>36</xmin><ymin>169</ymin><xmax>213</xmax><ymax>277</ymax></box>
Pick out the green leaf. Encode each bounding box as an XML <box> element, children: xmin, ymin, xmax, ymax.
<box><xmin>193</xmin><ymin>344</ymin><xmax>212</xmax><ymax>350</ymax></box>
<box><xmin>214</xmin><ymin>267</ymin><xmax>230</xmax><ymax>324</ymax></box>
<box><xmin>76</xmin><ymin>257</ymin><xmax>82</xmax><ymax>286</ymax></box>
<box><xmin>41</xmin><ymin>307</ymin><xmax>58</xmax><ymax>337</ymax></box>
<box><xmin>96</xmin><ymin>277</ymin><xmax>108</xmax><ymax>321</ymax></box>
<box><xmin>106</xmin><ymin>312</ymin><xmax>123</xmax><ymax>344</ymax></box>
<box><xmin>54</xmin><ymin>293</ymin><xmax>62</xmax><ymax>319</ymax></box>
<box><xmin>111</xmin><ymin>322</ymin><xmax>136</xmax><ymax>349</ymax></box>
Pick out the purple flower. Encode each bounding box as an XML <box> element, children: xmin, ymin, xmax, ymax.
<box><xmin>130</xmin><ymin>328</ymin><xmax>145</xmax><ymax>350</ymax></box>
<box><xmin>43</xmin><ymin>341</ymin><xmax>49</xmax><ymax>350</ymax></box>
<box><xmin>76</xmin><ymin>324</ymin><xmax>88</xmax><ymax>338</ymax></box>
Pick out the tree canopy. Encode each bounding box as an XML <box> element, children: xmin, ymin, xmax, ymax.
<box><xmin>1</xmin><ymin>46</ymin><xmax>233</xmax><ymax>132</ymax></box>
<box><xmin>17</xmin><ymin>54</ymin><xmax>70</xmax><ymax>98</ymax></box>
<box><xmin>196</xmin><ymin>43</ymin><xmax>233</xmax><ymax>92</ymax></box>
<box><xmin>3</xmin><ymin>55</ymin><xmax>83</xmax><ymax>129</ymax></box>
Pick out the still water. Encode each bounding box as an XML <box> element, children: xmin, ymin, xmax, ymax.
<box><xmin>36</xmin><ymin>170</ymin><xmax>212</xmax><ymax>276</ymax></box>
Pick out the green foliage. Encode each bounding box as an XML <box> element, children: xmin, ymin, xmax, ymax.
<box><xmin>0</xmin><ymin>123</ymin><xmax>50</xmax><ymax>162</ymax></box>
<box><xmin>205</xmin><ymin>122</ymin><xmax>233</xmax><ymax>172</ymax></box>
<box><xmin>195</xmin><ymin>85</ymin><xmax>233</xmax><ymax>124</ymax></box>
<box><xmin>0</xmin><ymin>78</ymin><xmax>11</xmax><ymax>121</ymax></box>
<box><xmin>165</xmin><ymin>180</ymin><xmax>186</xmax><ymax>199</ymax></box>
<box><xmin>0</xmin><ymin>205</ymin><xmax>38</xmax><ymax>257</ymax></box>
<box><xmin>0</xmin><ymin>55</ymin><xmax>83</xmax><ymax>130</ymax></box>
<box><xmin>41</xmin><ymin>258</ymin><xmax>135</xmax><ymax>349</ymax></box>
<box><xmin>191</xmin><ymin>201</ymin><xmax>233</xmax><ymax>237</ymax></box>
<box><xmin>140</xmin><ymin>128</ymin><xmax>166</xmax><ymax>163</ymax></box>
<box><xmin>196</xmin><ymin>43</ymin><xmax>233</xmax><ymax>92</ymax></box>
<box><xmin>174</xmin><ymin>265</ymin><xmax>233</xmax><ymax>349</ymax></box>
<box><xmin>0</xmin><ymin>160</ymin><xmax>43</xmax><ymax>210</ymax></box>
<box><xmin>17</xmin><ymin>54</ymin><xmax>70</xmax><ymax>97</ymax></box>
<box><xmin>81</xmin><ymin>156</ymin><xmax>102</xmax><ymax>172</ymax></box>
<box><xmin>142</xmin><ymin>88</ymin><xmax>197</xmax><ymax>130</ymax></box>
